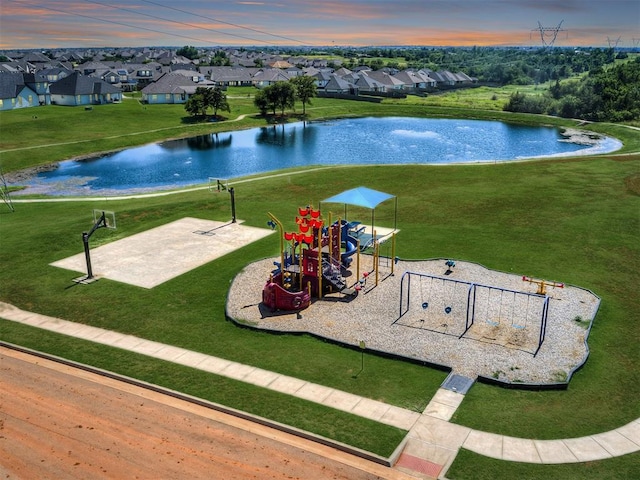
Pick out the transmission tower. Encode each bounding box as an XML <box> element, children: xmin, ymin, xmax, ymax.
<box><xmin>633</xmin><ymin>38</ymin><xmax>640</xmax><ymax>52</ymax></box>
<box><xmin>607</xmin><ymin>36</ymin><xmax>622</xmax><ymax>49</ymax></box>
<box><xmin>531</xmin><ymin>20</ymin><xmax>566</xmax><ymax>47</ymax></box>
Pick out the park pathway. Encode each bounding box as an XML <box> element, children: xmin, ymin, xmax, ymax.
<box><xmin>1</xmin><ymin>301</ymin><xmax>638</xmax><ymax>479</ymax></box>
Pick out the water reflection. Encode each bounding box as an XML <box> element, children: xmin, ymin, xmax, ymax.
<box><xmin>257</xmin><ymin>124</ymin><xmax>297</xmax><ymax>147</ymax></box>
<box><xmin>161</xmin><ymin>133</ymin><xmax>234</xmax><ymax>151</ymax></box>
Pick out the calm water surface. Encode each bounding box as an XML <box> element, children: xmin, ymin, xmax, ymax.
<box><xmin>21</xmin><ymin>117</ymin><xmax>620</xmax><ymax>195</ymax></box>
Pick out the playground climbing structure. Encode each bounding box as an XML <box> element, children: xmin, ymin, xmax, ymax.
<box><xmin>263</xmin><ymin>206</ymin><xmax>359</xmax><ymax>312</ymax></box>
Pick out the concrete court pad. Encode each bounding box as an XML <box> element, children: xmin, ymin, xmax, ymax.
<box><xmin>50</xmin><ymin>217</ymin><xmax>274</xmax><ymax>289</ymax></box>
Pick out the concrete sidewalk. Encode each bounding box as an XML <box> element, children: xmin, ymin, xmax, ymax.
<box><xmin>1</xmin><ymin>301</ymin><xmax>639</xmax><ymax>479</ymax></box>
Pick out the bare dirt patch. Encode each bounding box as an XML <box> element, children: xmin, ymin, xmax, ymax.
<box><xmin>0</xmin><ymin>347</ymin><xmax>414</xmax><ymax>480</ymax></box>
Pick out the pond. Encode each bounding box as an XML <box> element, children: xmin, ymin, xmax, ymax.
<box><xmin>16</xmin><ymin>117</ymin><xmax>621</xmax><ymax>196</ymax></box>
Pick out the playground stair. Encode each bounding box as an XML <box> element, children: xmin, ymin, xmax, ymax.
<box><xmin>322</xmin><ymin>259</ymin><xmax>355</xmax><ymax>295</ymax></box>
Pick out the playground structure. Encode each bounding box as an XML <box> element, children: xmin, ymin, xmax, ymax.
<box><xmin>397</xmin><ymin>269</ymin><xmax>551</xmax><ymax>356</ymax></box>
<box><xmin>262</xmin><ymin>206</ymin><xmax>361</xmax><ymax>311</ymax></box>
<box><xmin>262</xmin><ymin>214</ymin><xmax>398</xmax><ymax>312</ymax></box>
<box><xmin>263</xmin><ymin>187</ymin><xmax>398</xmax><ymax>312</ymax></box>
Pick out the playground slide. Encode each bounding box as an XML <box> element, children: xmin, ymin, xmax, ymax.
<box><xmin>341</xmin><ymin>234</ymin><xmax>358</xmax><ymax>266</ymax></box>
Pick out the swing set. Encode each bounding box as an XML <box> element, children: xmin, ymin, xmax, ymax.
<box><xmin>398</xmin><ymin>271</ymin><xmax>551</xmax><ymax>356</ymax></box>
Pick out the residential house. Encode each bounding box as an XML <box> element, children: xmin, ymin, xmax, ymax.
<box><xmin>0</xmin><ymin>73</ymin><xmax>39</xmax><ymax>110</ymax></box>
<box><xmin>269</xmin><ymin>60</ymin><xmax>293</xmax><ymax>69</ymax></box>
<box><xmin>310</xmin><ymin>70</ymin><xmax>332</xmax><ymax>89</ymax></box>
<box><xmin>393</xmin><ymin>70</ymin><xmax>436</xmax><ymax>91</ymax></box>
<box><xmin>284</xmin><ymin>65</ymin><xmax>303</xmax><ymax>77</ymax></box>
<box><xmin>128</xmin><ymin>63</ymin><xmax>164</xmax><ymax>89</ymax></box>
<box><xmin>20</xmin><ymin>52</ymin><xmax>52</xmax><ymax>64</ymax></box>
<box><xmin>427</xmin><ymin>70</ymin><xmax>457</xmax><ymax>86</ymax></box>
<box><xmin>38</xmin><ymin>67</ymin><xmax>73</xmax><ymax>83</ymax></box>
<box><xmin>171</xmin><ymin>69</ymin><xmax>211</xmax><ymax>85</ymax></box>
<box><xmin>354</xmin><ymin>74</ymin><xmax>386</xmax><ymax>93</ymax></box>
<box><xmin>252</xmin><ymin>68</ymin><xmax>290</xmax><ymax>88</ymax></box>
<box><xmin>333</xmin><ymin>67</ymin><xmax>353</xmax><ymax>77</ymax></box>
<box><xmin>201</xmin><ymin>66</ymin><xmax>255</xmax><ymax>87</ymax></box>
<box><xmin>49</xmin><ymin>71</ymin><xmax>122</xmax><ymax>106</ymax></box>
<box><xmin>140</xmin><ymin>72</ymin><xmax>200</xmax><ymax>104</ymax></box>
<box><xmin>323</xmin><ymin>74</ymin><xmax>358</xmax><ymax>95</ymax></box>
<box><xmin>362</xmin><ymin>70</ymin><xmax>405</xmax><ymax>90</ymax></box>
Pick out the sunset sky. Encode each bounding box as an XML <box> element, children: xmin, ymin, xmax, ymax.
<box><xmin>1</xmin><ymin>0</ymin><xmax>638</xmax><ymax>50</ymax></box>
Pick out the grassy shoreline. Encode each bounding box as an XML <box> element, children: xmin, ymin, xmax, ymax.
<box><xmin>2</xmin><ymin>93</ymin><xmax>639</xmax><ymax>175</ymax></box>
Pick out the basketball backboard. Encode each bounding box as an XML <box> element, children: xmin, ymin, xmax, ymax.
<box><xmin>208</xmin><ymin>177</ymin><xmax>229</xmax><ymax>192</ymax></box>
<box><xmin>93</xmin><ymin>209</ymin><xmax>116</xmax><ymax>229</ymax></box>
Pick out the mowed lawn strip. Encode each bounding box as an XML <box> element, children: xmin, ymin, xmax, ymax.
<box><xmin>446</xmin><ymin>448</ymin><xmax>639</xmax><ymax>480</ymax></box>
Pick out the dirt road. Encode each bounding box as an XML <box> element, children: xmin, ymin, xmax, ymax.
<box><xmin>0</xmin><ymin>347</ymin><xmax>416</xmax><ymax>480</ymax></box>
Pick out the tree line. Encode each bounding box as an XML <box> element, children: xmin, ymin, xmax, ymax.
<box><xmin>504</xmin><ymin>57</ymin><xmax>640</xmax><ymax>122</ymax></box>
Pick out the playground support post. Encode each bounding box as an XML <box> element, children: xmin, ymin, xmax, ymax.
<box><xmin>356</xmin><ymin>238</ymin><xmax>361</xmax><ymax>282</ymax></box>
<box><xmin>267</xmin><ymin>213</ymin><xmax>284</xmax><ymax>276</ymax></box>
<box><xmin>373</xmin><ymin>230</ymin><xmax>379</xmax><ymax>286</ymax></box>
<box><xmin>391</xmin><ymin>232</ymin><xmax>396</xmax><ymax>276</ymax></box>
<box><xmin>317</xmin><ymin>224</ymin><xmax>323</xmax><ymax>299</ymax></box>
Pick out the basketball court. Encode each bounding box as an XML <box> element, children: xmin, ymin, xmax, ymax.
<box><xmin>50</xmin><ymin>217</ymin><xmax>273</xmax><ymax>289</ymax></box>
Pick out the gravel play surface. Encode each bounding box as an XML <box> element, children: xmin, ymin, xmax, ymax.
<box><xmin>227</xmin><ymin>257</ymin><xmax>600</xmax><ymax>386</ymax></box>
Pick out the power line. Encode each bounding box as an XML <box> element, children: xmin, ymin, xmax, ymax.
<box><xmin>82</xmin><ymin>0</ymin><xmax>285</xmax><ymax>45</ymax></box>
<box><xmin>6</xmin><ymin>0</ymin><xmax>225</xmax><ymax>45</ymax></box>
<box><xmin>137</xmin><ymin>0</ymin><xmax>307</xmax><ymax>45</ymax></box>
<box><xmin>7</xmin><ymin>0</ymin><xmax>304</xmax><ymax>46</ymax></box>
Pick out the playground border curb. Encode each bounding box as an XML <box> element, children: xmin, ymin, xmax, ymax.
<box><xmin>227</xmin><ymin>255</ymin><xmax>602</xmax><ymax>392</ymax></box>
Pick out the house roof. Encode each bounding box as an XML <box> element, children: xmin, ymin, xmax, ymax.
<box><xmin>140</xmin><ymin>72</ymin><xmax>198</xmax><ymax>94</ymax></box>
<box><xmin>363</xmin><ymin>70</ymin><xmax>404</xmax><ymax>87</ymax></box>
<box><xmin>324</xmin><ymin>74</ymin><xmax>354</xmax><ymax>91</ymax></box>
<box><xmin>269</xmin><ymin>60</ymin><xmax>293</xmax><ymax>69</ymax></box>
<box><xmin>0</xmin><ymin>73</ymin><xmax>26</xmax><ymax>99</ymax></box>
<box><xmin>253</xmin><ymin>69</ymin><xmax>290</xmax><ymax>82</ymax></box>
<box><xmin>354</xmin><ymin>74</ymin><xmax>385</xmax><ymax>89</ymax></box>
<box><xmin>201</xmin><ymin>66</ymin><xmax>255</xmax><ymax>83</ymax></box>
<box><xmin>49</xmin><ymin>71</ymin><xmax>122</xmax><ymax>95</ymax></box>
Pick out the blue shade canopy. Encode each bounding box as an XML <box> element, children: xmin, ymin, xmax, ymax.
<box><xmin>322</xmin><ymin>187</ymin><xmax>394</xmax><ymax>209</ymax></box>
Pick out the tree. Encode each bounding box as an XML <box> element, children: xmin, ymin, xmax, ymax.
<box><xmin>206</xmin><ymin>87</ymin><xmax>231</xmax><ymax>117</ymax></box>
<box><xmin>271</xmin><ymin>81</ymin><xmax>296</xmax><ymax>116</ymax></box>
<box><xmin>253</xmin><ymin>89</ymin><xmax>270</xmax><ymax>115</ymax></box>
<box><xmin>184</xmin><ymin>87</ymin><xmax>230</xmax><ymax>118</ymax></box>
<box><xmin>184</xmin><ymin>93</ymin><xmax>207</xmax><ymax>117</ymax></box>
<box><xmin>255</xmin><ymin>82</ymin><xmax>296</xmax><ymax>116</ymax></box>
<box><xmin>290</xmin><ymin>76</ymin><xmax>317</xmax><ymax>115</ymax></box>
<box><xmin>176</xmin><ymin>46</ymin><xmax>199</xmax><ymax>60</ymax></box>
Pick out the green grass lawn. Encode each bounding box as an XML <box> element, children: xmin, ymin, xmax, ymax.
<box><xmin>447</xmin><ymin>448</ymin><xmax>639</xmax><ymax>480</ymax></box>
<box><xmin>1</xmin><ymin>92</ymin><xmax>639</xmax><ymax>477</ymax></box>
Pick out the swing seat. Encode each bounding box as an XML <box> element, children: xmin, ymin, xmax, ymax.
<box><xmin>512</xmin><ymin>324</ymin><xmax>526</xmax><ymax>329</ymax></box>
<box><xmin>486</xmin><ymin>320</ymin><xmax>499</xmax><ymax>326</ymax></box>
